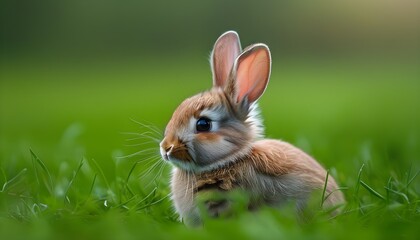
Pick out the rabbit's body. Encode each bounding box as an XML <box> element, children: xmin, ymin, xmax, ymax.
<box><xmin>171</xmin><ymin>139</ymin><xmax>344</xmax><ymax>225</ymax></box>
<box><xmin>160</xmin><ymin>31</ymin><xmax>344</xmax><ymax>225</ymax></box>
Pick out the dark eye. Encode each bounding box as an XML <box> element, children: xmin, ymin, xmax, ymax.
<box><xmin>196</xmin><ymin>117</ymin><xmax>212</xmax><ymax>132</ymax></box>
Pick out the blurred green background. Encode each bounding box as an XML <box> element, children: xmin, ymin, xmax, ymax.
<box><xmin>0</xmin><ymin>0</ymin><xmax>419</xmax><ymax>239</ymax></box>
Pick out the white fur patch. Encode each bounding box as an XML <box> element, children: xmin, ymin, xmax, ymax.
<box><xmin>200</xmin><ymin>108</ymin><xmax>223</xmax><ymax>121</ymax></box>
<box><xmin>246</xmin><ymin>103</ymin><xmax>265</xmax><ymax>139</ymax></box>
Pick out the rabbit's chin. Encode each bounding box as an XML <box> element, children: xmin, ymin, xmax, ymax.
<box><xmin>167</xmin><ymin>159</ymin><xmax>197</xmax><ymax>172</ymax></box>
<box><xmin>168</xmin><ymin>147</ymin><xmax>252</xmax><ymax>174</ymax></box>
<box><xmin>168</xmin><ymin>157</ymin><xmax>232</xmax><ymax>174</ymax></box>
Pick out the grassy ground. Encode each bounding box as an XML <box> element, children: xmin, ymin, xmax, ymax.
<box><xmin>0</xmin><ymin>57</ymin><xmax>419</xmax><ymax>239</ymax></box>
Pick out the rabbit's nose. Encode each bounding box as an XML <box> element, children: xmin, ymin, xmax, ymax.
<box><xmin>160</xmin><ymin>139</ymin><xmax>174</xmax><ymax>161</ymax></box>
<box><xmin>165</xmin><ymin>145</ymin><xmax>174</xmax><ymax>153</ymax></box>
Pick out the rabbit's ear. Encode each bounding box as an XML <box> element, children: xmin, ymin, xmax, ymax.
<box><xmin>211</xmin><ymin>31</ymin><xmax>242</xmax><ymax>88</ymax></box>
<box><xmin>229</xmin><ymin>44</ymin><xmax>271</xmax><ymax>104</ymax></box>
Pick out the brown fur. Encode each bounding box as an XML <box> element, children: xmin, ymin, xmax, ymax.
<box><xmin>192</xmin><ymin>139</ymin><xmax>344</xmax><ymax>207</ymax></box>
<box><xmin>170</xmin><ymin>139</ymin><xmax>344</xmax><ymax>226</ymax></box>
<box><xmin>164</xmin><ymin>92</ymin><xmax>219</xmax><ymax>134</ymax></box>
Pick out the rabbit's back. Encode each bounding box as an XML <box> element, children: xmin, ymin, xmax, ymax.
<box><xmin>247</xmin><ymin>139</ymin><xmax>345</xmax><ymax>210</ymax></box>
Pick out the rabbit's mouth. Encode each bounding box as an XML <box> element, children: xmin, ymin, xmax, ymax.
<box><xmin>160</xmin><ymin>142</ymin><xmax>193</xmax><ymax>164</ymax></box>
<box><xmin>168</xmin><ymin>147</ymin><xmax>193</xmax><ymax>163</ymax></box>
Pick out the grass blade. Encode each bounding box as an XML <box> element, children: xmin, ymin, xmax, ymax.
<box><xmin>407</xmin><ymin>169</ymin><xmax>419</xmax><ymax>188</ymax></box>
<box><xmin>30</xmin><ymin>149</ymin><xmax>53</xmax><ymax>194</ymax></box>
<box><xmin>1</xmin><ymin>168</ymin><xmax>28</xmax><ymax>192</ymax></box>
<box><xmin>354</xmin><ymin>164</ymin><xmax>365</xmax><ymax>199</ymax></box>
<box><xmin>126</xmin><ymin>161</ymin><xmax>139</xmax><ymax>183</ymax></box>
<box><xmin>324</xmin><ymin>187</ymin><xmax>349</xmax><ymax>202</ymax></box>
<box><xmin>135</xmin><ymin>187</ymin><xmax>157</xmax><ymax>208</ymax></box>
<box><xmin>321</xmin><ymin>170</ymin><xmax>330</xmax><ymax>208</ymax></box>
<box><xmin>88</xmin><ymin>174</ymin><xmax>97</xmax><ymax>196</ymax></box>
<box><xmin>87</xmin><ymin>158</ymin><xmax>110</xmax><ymax>189</ymax></box>
<box><xmin>137</xmin><ymin>193</ymin><xmax>170</xmax><ymax>211</ymax></box>
<box><xmin>64</xmin><ymin>159</ymin><xmax>84</xmax><ymax>203</ymax></box>
<box><xmin>386</xmin><ymin>177</ymin><xmax>393</xmax><ymax>202</ymax></box>
<box><xmin>360</xmin><ymin>180</ymin><xmax>386</xmax><ymax>201</ymax></box>
<box><xmin>384</xmin><ymin>187</ymin><xmax>410</xmax><ymax>204</ymax></box>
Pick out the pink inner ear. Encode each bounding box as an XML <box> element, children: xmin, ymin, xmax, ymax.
<box><xmin>212</xmin><ymin>32</ymin><xmax>241</xmax><ymax>88</ymax></box>
<box><xmin>236</xmin><ymin>48</ymin><xmax>270</xmax><ymax>103</ymax></box>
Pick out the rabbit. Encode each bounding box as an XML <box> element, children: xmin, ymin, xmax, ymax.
<box><xmin>159</xmin><ymin>31</ymin><xmax>345</xmax><ymax>226</ymax></box>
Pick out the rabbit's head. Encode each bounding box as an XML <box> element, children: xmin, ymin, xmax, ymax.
<box><xmin>160</xmin><ymin>31</ymin><xmax>271</xmax><ymax>173</ymax></box>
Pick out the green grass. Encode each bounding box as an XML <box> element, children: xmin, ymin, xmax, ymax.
<box><xmin>0</xmin><ymin>57</ymin><xmax>419</xmax><ymax>239</ymax></box>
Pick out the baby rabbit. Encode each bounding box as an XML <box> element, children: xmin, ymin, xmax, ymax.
<box><xmin>160</xmin><ymin>31</ymin><xmax>344</xmax><ymax>226</ymax></box>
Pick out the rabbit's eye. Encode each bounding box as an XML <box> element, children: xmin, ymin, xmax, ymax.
<box><xmin>196</xmin><ymin>117</ymin><xmax>212</xmax><ymax>132</ymax></box>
